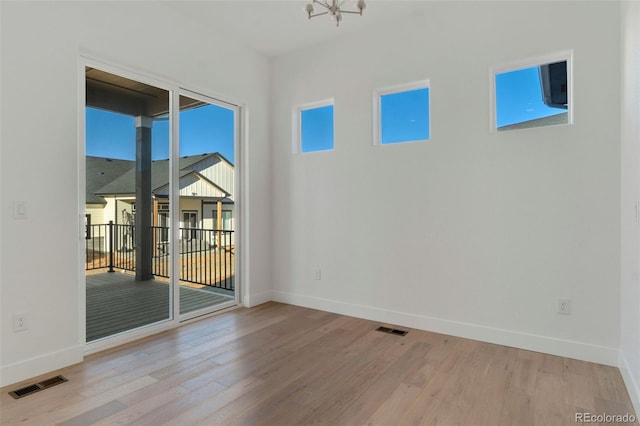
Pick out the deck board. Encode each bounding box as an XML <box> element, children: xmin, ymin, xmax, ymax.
<box><xmin>86</xmin><ymin>272</ymin><xmax>232</xmax><ymax>342</ymax></box>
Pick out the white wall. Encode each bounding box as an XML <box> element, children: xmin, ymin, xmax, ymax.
<box><xmin>620</xmin><ymin>0</ymin><xmax>640</xmax><ymax>415</ymax></box>
<box><xmin>271</xmin><ymin>1</ymin><xmax>622</xmax><ymax>365</ymax></box>
<box><xmin>0</xmin><ymin>1</ymin><xmax>271</xmax><ymax>386</ymax></box>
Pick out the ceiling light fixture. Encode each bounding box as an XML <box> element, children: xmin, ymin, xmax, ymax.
<box><xmin>305</xmin><ymin>0</ymin><xmax>366</xmax><ymax>27</ymax></box>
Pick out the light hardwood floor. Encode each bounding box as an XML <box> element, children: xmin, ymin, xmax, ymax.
<box><xmin>1</xmin><ymin>302</ymin><xmax>637</xmax><ymax>425</ymax></box>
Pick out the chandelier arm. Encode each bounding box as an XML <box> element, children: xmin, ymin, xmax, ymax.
<box><xmin>312</xmin><ymin>1</ymin><xmax>331</xmax><ymax>10</ymax></box>
<box><xmin>304</xmin><ymin>0</ymin><xmax>365</xmax><ymax>25</ymax></box>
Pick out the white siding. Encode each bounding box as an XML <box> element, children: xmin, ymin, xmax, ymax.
<box><xmin>85</xmin><ymin>205</ymin><xmax>106</xmax><ymax>252</ymax></box>
<box><xmin>177</xmin><ymin>174</ymin><xmax>227</xmax><ymax>199</ymax></box>
<box><xmin>85</xmin><ymin>204</ymin><xmax>105</xmax><ymax>226</ymax></box>
<box><xmin>193</xmin><ymin>156</ymin><xmax>235</xmax><ymax>199</ymax></box>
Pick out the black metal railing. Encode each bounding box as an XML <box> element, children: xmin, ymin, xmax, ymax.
<box><xmin>85</xmin><ymin>221</ymin><xmax>234</xmax><ymax>290</ymax></box>
<box><xmin>85</xmin><ymin>222</ymin><xmax>134</xmax><ymax>272</ymax></box>
<box><xmin>178</xmin><ymin>228</ymin><xmax>235</xmax><ymax>291</ymax></box>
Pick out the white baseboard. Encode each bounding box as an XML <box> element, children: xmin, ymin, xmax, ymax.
<box><xmin>0</xmin><ymin>344</ymin><xmax>84</xmax><ymax>388</ymax></box>
<box><xmin>272</xmin><ymin>290</ymin><xmax>619</xmax><ymax>366</ymax></box>
<box><xmin>620</xmin><ymin>351</ymin><xmax>640</xmax><ymax>417</ymax></box>
<box><xmin>244</xmin><ymin>290</ymin><xmax>273</xmax><ymax>308</ymax></box>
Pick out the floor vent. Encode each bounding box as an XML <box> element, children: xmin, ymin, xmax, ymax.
<box><xmin>8</xmin><ymin>375</ymin><xmax>68</xmax><ymax>399</ymax></box>
<box><xmin>376</xmin><ymin>326</ymin><xmax>408</xmax><ymax>336</ymax></box>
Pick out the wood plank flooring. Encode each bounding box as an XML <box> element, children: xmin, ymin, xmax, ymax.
<box><xmin>1</xmin><ymin>302</ymin><xmax>637</xmax><ymax>425</ymax></box>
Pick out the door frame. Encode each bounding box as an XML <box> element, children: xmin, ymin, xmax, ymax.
<box><xmin>175</xmin><ymin>88</ymin><xmax>241</xmax><ymax>321</ymax></box>
<box><xmin>79</xmin><ymin>55</ymin><xmax>245</xmax><ymax>355</ymax></box>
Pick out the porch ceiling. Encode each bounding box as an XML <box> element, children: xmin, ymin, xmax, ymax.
<box><xmin>86</xmin><ymin>67</ymin><xmax>204</xmax><ymax>117</ymax></box>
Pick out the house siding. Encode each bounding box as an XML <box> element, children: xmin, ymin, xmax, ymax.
<box><xmin>193</xmin><ymin>156</ymin><xmax>235</xmax><ymax>200</ymax></box>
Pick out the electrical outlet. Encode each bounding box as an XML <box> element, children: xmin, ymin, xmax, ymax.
<box><xmin>313</xmin><ymin>268</ymin><xmax>322</xmax><ymax>281</ymax></box>
<box><xmin>13</xmin><ymin>313</ymin><xmax>28</xmax><ymax>332</ymax></box>
<box><xmin>557</xmin><ymin>299</ymin><xmax>571</xmax><ymax>315</ymax></box>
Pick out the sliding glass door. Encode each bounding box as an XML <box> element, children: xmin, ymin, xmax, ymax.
<box><xmin>178</xmin><ymin>94</ymin><xmax>238</xmax><ymax>318</ymax></box>
<box><xmin>84</xmin><ymin>67</ymin><xmax>239</xmax><ymax>343</ymax></box>
<box><xmin>85</xmin><ymin>67</ymin><xmax>171</xmax><ymax>342</ymax></box>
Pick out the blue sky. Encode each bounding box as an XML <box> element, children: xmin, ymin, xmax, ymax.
<box><xmin>495</xmin><ymin>65</ymin><xmax>566</xmax><ymax>128</ymax></box>
<box><xmin>301</xmin><ymin>105</ymin><xmax>334</xmax><ymax>153</ymax></box>
<box><xmin>87</xmin><ymin>67</ymin><xmax>563</xmax><ymax>160</ymax></box>
<box><xmin>381</xmin><ymin>88</ymin><xmax>430</xmax><ymax>144</ymax></box>
<box><xmin>86</xmin><ymin>103</ymin><xmax>235</xmax><ymax>163</ymax></box>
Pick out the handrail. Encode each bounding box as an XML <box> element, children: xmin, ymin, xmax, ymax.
<box><xmin>85</xmin><ymin>223</ymin><xmax>234</xmax><ymax>290</ymax></box>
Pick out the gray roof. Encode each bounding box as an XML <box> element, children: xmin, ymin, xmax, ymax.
<box><xmin>89</xmin><ymin>153</ymin><xmax>224</xmax><ymax>200</ymax></box>
<box><xmin>86</xmin><ymin>157</ymin><xmax>136</xmax><ymax>204</ymax></box>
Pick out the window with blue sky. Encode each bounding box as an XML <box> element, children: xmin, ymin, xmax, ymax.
<box><xmin>375</xmin><ymin>81</ymin><xmax>430</xmax><ymax>145</ymax></box>
<box><xmin>494</xmin><ymin>56</ymin><xmax>570</xmax><ymax>131</ymax></box>
<box><xmin>299</xmin><ymin>102</ymin><xmax>334</xmax><ymax>153</ymax></box>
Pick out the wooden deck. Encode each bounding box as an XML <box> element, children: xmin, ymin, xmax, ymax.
<box><xmin>86</xmin><ymin>272</ymin><xmax>234</xmax><ymax>342</ymax></box>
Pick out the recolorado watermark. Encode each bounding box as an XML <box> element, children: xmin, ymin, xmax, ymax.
<box><xmin>575</xmin><ymin>412</ymin><xmax>636</xmax><ymax>423</ymax></box>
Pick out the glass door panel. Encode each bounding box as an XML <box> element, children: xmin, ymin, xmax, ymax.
<box><xmin>178</xmin><ymin>94</ymin><xmax>237</xmax><ymax>317</ymax></box>
<box><xmin>85</xmin><ymin>67</ymin><xmax>171</xmax><ymax>342</ymax></box>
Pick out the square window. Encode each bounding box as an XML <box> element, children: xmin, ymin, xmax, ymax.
<box><xmin>374</xmin><ymin>81</ymin><xmax>430</xmax><ymax>145</ymax></box>
<box><xmin>493</xmin><ymin>53</ymin><xmax>572</xmax><ymax>132</ymax></box>
<box><xmin>294</xmin><ymin>101</ymin><xmax>334</xmax><ymax>153</ymax></box>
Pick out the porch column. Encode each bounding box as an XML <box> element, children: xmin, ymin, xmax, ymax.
<box><xmin>135</xmin><ymin>116</ymin><xmax>154</xmax><ymax>281</ymax></box>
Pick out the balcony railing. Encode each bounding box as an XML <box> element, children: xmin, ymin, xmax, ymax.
<box><xmin>85</xmin><ymin>221</ymin><xmax>234</xmax><ymax>290</ymax></box>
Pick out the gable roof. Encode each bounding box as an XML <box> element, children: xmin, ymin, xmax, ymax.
<box><xmin>154</xmin><ymin>171</ymin><xmax>230</xmax><ymax>199</ymax></box>
<box><xmin>88</xmin><ymin>153</ymin><xmax>231</xmax><ymax>200</ymax></box>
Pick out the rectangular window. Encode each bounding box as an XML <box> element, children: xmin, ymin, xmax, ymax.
<box><xmin>374</xmin><ymin>80</ymin><xmax>430</xmax><ymax>146</ymax></box>
<box><xmin>492</xmin><ymin>52</ymin><xmax>572</xmax><ymax>132</ymax></box>
<box><xmin>293</xmin><ymin>100</ymin><xmax>335</xmax><ymax>153</ymax></box>
<box><xmin>213</xmin><ymin>210</ymin><xmax>233</xmax><ymax>231</ymax></box>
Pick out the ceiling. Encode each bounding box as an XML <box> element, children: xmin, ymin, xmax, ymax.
<box><xmin>161</xmin><ymin>1</ymin><xmax>434</xmax><ymax>57</ymax></box>
<box><xmin>86</xmin><ymin>67</ymin><xmax>205</xmax><ymax>116</ymax></box>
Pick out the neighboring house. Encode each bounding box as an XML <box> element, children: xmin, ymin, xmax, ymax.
<box><xmin>85</xmin><ymin>152</ymin><xmax>235</xmax><ymax>251</ymax></box>
<box><xmin>85</xmin><ymin>157</ymin><xmax>136</xmax><ymax>227</ymax></box>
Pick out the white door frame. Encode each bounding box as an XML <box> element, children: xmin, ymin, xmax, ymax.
<box><xmin>79</xmin><ymin>55</ymin><xmax>244</xmax><ymax>355</ymax></box>
<box><xmin>175</xmin><ymin>88</ymin><xmax>241</xmax><ymax>321</ymax></box>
